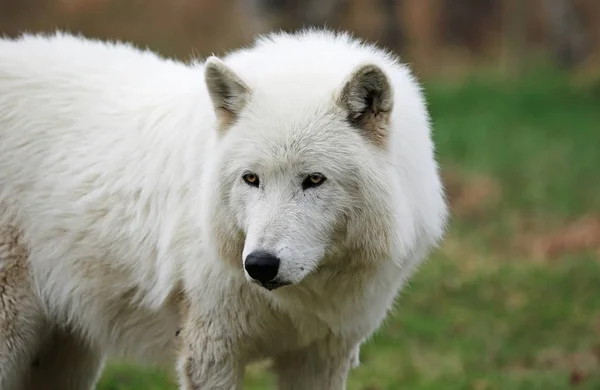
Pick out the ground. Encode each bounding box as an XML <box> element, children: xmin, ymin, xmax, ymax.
<box><xmin>97</xmin><ymin>68</ymin><xmax>600</xmax><ymax>390</ymax></box>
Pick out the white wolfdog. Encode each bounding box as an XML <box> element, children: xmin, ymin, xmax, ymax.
<box><xmin>0</xmin><ymin>29</ymin><xmax>448</xmax><ymax>389</ymax></box>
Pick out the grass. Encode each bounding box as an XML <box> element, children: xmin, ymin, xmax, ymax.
<box><xmin>97</xmin><ymin>68</ymin><xmax>600</xmax><ymax>389</ymax></box>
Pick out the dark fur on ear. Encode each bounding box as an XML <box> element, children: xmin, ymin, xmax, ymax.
<box><xmin>204</xmin><ymin>56</ymin><xmax>251</xmax><ymax>132</ymax></box>
<box><xmin>339</xmin><ymin>64</ymin><xmax>393</xmax><ymax>147</ymax></box>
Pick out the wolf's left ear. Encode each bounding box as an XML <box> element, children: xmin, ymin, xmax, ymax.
<box><xmin>205</xmin><ymin>56</ymin><xmax>251</xmax><ymax>131</ymax></box>
<box><xmin>339</xmin><ymin>64</ymin><xmax>393</xmax><ymax>147</ymax></box>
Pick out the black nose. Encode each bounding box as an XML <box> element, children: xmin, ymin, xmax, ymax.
<box><xmin>244</xmin><ymin>251</ymin><xmax>280</xmax><ymax>284</ymax></box>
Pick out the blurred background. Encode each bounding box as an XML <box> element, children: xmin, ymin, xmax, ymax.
<box><xmin>1</xmin><ymin>1</ymin><xmax>599</xmax><ymax>389</ymax></box>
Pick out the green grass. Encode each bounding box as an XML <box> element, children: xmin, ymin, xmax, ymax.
<box><xmin>98</xmin><ymin>69</ymin><xmax>600</xmax><ymax>389</ymax></box>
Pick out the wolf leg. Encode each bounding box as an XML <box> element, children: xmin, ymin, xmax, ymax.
<box><xmin>273</xmin><ymin>336</ymin><xmax>356</xmax><ymax>390</ymax></box>
<box><xmin>0</xmin><ymin>226</ymin><xmax>47</xmax><ymax>390</ymax></box>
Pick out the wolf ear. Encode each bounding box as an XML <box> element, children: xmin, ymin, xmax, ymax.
<box><xmin>205</xmin><ymin>56</ymin><xmax>251</xmax><ymax>130</ymax></box>
<box><xmin>339</xmin><ymin>64</ymin><xmax>393</xmax><ymax>147</ymax></box>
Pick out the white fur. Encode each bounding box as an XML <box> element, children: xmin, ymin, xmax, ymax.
<box><xmin>0</xmin><ymin>29</ymin><xmax>447</xmax><ymax>389</ymax></box>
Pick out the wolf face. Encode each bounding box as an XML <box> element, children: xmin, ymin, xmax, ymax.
<box><xmin>204</xmin><ymin>57</ymin><xmax>395</xmax><ymax>290</ymax></box>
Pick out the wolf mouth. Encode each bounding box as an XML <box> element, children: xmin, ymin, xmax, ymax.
<box><xmin>259</xmin><ymin>281</ymin><xmax>292</xmax><ymax>291</ymax></box>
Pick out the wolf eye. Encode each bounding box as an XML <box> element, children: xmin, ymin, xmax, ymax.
<box><xmin>302</xmin><ymin>173</ymin><xmax>326</xmax><ymax>190</ymax></box>
<box><xmin>243</xmin><ymin>173</ymin><xmax>259</xmax><ymax>187</ymax></box>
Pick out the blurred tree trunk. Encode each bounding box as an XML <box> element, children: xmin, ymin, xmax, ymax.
<box><xmin>242</xmin><ymin>0</ymin><xmax>349</xmax><ymax>31</ymax></box>
<box><xmin>302</xmin><ymin>0</ymin><xmax>348</xmax><ymax>27</ymax></box>
<box><xmin>543</xmin><ymin>0</ymin><xmax>590</xmax><ymax>68</ymax></box>
<box><xmin>380</xmin><ymin>0</ymin><xmax>404</xmax><ymax>52</ymax></box>
<box><xmin>502</xmin><ymin>0</ymin><xmax>528</xmax><ymax>74</ymax></box>
<box><xmin>402</xmin><ymin>0</ymin><xmax>440</xmax><ymax>75</ymax></box>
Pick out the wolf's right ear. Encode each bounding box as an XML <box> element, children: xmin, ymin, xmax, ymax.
<box><xmin>205</xmin><ymin>56</ymin><xmax>251</xmax><ymax>131</ymax></box>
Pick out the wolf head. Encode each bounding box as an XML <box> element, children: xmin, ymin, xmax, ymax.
<box><xmin>201</xmin><ymin>31</ymin><xmax>447</xmax><ymax>291</ymax></box>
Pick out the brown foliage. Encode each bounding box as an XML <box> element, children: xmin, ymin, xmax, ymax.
<box><xmin>442</xmin><ymin>168</ymin><xmax>501</xmax><ymax>219</ymax></box>
<box><xmin>520</xmin><ymin>216</ymin><xmax>600</xmax><ymax>261</ymax></box>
